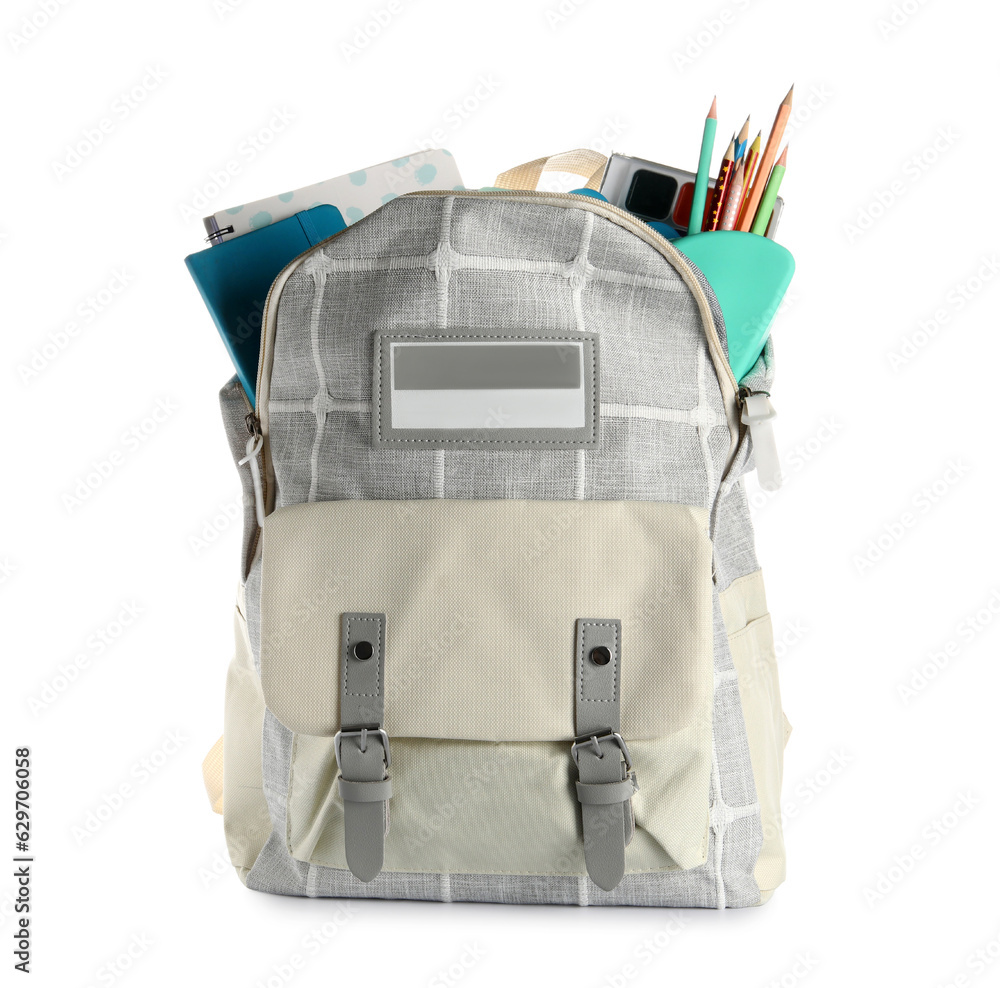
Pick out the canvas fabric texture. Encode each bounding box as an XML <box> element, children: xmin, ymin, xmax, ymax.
<box><xmin>257</xmin><ymin>499</ymin><xmax>715</xmax><ymax>742</ymax></box>
<box><xmin>214</xmin><ymin>190</ymin><xmax>786</xmax><ymax>907</ymax></box>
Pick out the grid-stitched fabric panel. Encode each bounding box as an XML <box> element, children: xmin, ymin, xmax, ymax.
<box><xmin>243</xmin><ymin>193</ymin><xmax>765</xmax><ymax>906</ymax></box>
<box><xmin>265</xmin><ymin>196</ymin><xmax>730</xmax><ymax>509</ymax></box>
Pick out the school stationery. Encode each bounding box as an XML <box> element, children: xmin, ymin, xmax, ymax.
<box><xmin>720</xmin><ymin>158</ymin><xmax>745</xmax><ymax>231</ymax></box>
<box><xmin>185</xmin><ymin>205</ymin><xmax>346</xmax><ymax>401</ymax></box>
<box><xmin>705</xmin><ymin>137</ymin><xmax>735</xmax><ymax>231</ymax></box>
<box><xmin>737</xmin><ymin>86</ymin><xmax>793</xmax><ymax>231</ymax></box>
<box><xmin>599</xmin><ymin>154</ymin><xmax>699</xmax><ymax>231</ymax></box>
<box><xmin>735</xmin><ymin>132</ymin><xmax>761</xmax><ymax>228</ymax></box>
<box><xmin>751</xmin><ymin>146</ymin><xmax>788</xmax><ymax>235</ymax></box>
<box><xmin>734</xmin><ymin>115</ymin><xmax>750</xmax><ymax>161</ymax></box>
<box><xmin>599</xmin><ymin>151</ymin><xmax>782</xmax><ymax>239</ymax></box>
<box><xmin>202</xmin><ymin>149</ymin><xmax>463</xmax><ymax>245</ymax></box>
<box><xmin>687</xmin><ymin>96</ymin><xmax>718</xmax><ymax>235</ymax></box>
<box><xmin>672</xmin><ymin>229</ymin><xmax>795</xmax><ymax>379</ymax></box>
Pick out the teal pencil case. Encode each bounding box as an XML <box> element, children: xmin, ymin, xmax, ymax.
<box><xmin>672</xmin><ymin>231</ymin><xmax>794</xmax><ymax>382</ymax></box>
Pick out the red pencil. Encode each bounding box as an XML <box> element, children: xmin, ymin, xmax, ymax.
<box><xmin>704</xmin><ymin>137</ymin><xmax>735</xmax><ymax>231</ymax></box>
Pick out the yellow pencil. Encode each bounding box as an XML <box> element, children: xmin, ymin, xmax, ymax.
<box><xmin>734</xmin><ymin>131</ymin><xmax>761</xmax><ymax>229</ymax></box>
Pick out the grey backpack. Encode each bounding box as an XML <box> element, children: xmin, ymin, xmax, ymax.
<box><xmin>204</xmin><ymin>187</ymin><xmax>790</xmax><ymax>907</ymax></box>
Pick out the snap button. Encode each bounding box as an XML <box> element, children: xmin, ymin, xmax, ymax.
<box><xmin>590</xmin><ymin>646</ymin><xmax>611</xmax><ymax>666</ymax></box>
<box><xmin>353</xmin><ymin>641</ymin><xmax>374</xmax><ymax>661</ymax></box>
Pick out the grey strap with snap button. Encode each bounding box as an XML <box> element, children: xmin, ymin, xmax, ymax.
<box><xmin>335</xmin><ymin>612</ymin><xmax>391</xmax><ymax>883</ymax></box>
<box><xmin>572</xmin><ymin>618</ymin><xmax>638</xmax><ymax>892</ymax></box>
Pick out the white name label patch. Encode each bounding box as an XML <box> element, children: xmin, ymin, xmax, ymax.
<box><xmin>373</xmin><ymin>332</ymin><xmax>599</xmax><ymax>449</ymax></box>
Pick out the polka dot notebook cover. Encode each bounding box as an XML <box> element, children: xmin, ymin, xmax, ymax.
<box><xmin>203</xmin><ymin>148</ymin><xmax>465</xmax><ymax>244</ymax></box>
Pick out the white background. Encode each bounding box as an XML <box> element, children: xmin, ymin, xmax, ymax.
<box><xmin>3</xmin><ymin>0</ymin><xmax>999</xmax><ymax>985</ymax></box>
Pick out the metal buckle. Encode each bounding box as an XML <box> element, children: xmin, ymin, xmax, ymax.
<box><xmin>570</xmin><ymin>731</ymin><xmax>633</xmax><ymax>771</ymax></box>
<box><xmin>334</xmin><ymin>728</ymin><xmax>391</xmax><ymax>772</ymax></box>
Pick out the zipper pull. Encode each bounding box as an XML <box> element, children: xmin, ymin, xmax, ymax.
<box><xmin>738</xmin><ymin>388</ymin><xmax>781</xmax><ymax>492</ymax></box>
<box><xmin>239</xmin><ymin>413</ymin><xmax>266</xmax><ymax>527</ymax></box>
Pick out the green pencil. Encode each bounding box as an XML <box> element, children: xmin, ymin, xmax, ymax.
<box><xmin>687</xmin><ymin>96</ymin><xmax>717</xmax><ymax>235</ymax></box>
<box><xmin>750</xmin><ymin>145</ymin><xmax>788</xmax><ymax>236</ymax></box>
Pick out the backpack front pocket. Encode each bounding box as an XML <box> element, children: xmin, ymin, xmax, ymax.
<box><xmin>257</xmin><ymin>498</ymin><xmax>716</xmax><ymax>882</ymax></box>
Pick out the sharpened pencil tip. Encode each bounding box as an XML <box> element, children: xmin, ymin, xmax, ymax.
<box><xmin>776</xmin><ymin>146</ymin><xmax>788</xmax><ymax>167</ymax></box>
<box><xmin>783</xmin><ymin>85</ymin><xmax>794</xmax><ymax>104</ymax></box>
<box><xmin>708</xmin><ymin>96</ymin><xmax>718</xmax><ymax>119</ymax></box>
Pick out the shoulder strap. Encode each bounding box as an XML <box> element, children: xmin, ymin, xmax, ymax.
<box><xmin>495</xmin><ymin>148</ymin><xmax>608</xmax><ymax>192</ymax></box>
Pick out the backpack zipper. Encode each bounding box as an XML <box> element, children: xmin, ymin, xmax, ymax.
<box><xmin>737</xmin><ymin>387</ymin><xmax>781</xmax><ymax>491</ymax></box>
<box><xmin>239</xmin><ymin>387</ymin><xmax>266</xmax><ymax>566</ymax></box>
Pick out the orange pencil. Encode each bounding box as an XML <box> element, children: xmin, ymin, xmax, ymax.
<box><xmin>734</xmin><ymin>132</ymin><xmax>761</xmax><ymax>228</ymax></box>
<box><xmin>737</xmin><ymin>85</ymin><xmax>793</xmax><ymax>231</ymax></box>
<box><xmin>705</xmin><ymin>137</ymin><xmax>735</xmax><ymax>231</ymax></box>
<box><xmin>719</xmin><ymin>158</ymin><xmax>745</xmax><ymax>231</ymax></box>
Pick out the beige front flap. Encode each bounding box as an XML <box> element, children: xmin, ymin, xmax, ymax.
<box><xmin>260</xmin><ymin>499</ymin><xmax>713</xmax><ymax>742</ymax></box>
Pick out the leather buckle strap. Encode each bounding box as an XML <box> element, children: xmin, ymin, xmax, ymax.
<box><xmin>338</xmin><ymin>776</ymin><xmax>393</xmax><ymax>803</ymax></box>
<box><xmin>337</xmin><ymin>613</ymin><xmax>391</xmax><ymax>883</ymax></box>
<box><xmin>571</xmin><ymin>730</ymin><xmax>633</xmax><ymax>770</ymax></box>
<box><xmin>572</xmin><ymin>619</ymin><xmax>637</xmax><ymax>892</ymax></box>
<box><xmin>575</xmin><ymin>772</ymin><xmax>639</xmax><ymax>805</ymax></box>
<box><xmin>334</xmin><ymin>728</ymin><xmax>391</xmax><ymax>772</ymax></box>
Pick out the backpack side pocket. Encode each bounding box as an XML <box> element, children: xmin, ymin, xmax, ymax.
<box><xmin>720</xmin><ymin>569</ymin><xmax>791</xmax><ymax>899</ymax></box>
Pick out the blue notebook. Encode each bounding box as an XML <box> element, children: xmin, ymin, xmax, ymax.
<box><xmin>186</xmin><ymin>204</ymin><xmax>346</xmax><ymax>404</ymax></box>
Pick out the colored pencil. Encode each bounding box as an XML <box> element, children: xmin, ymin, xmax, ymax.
<box><xmin>750</xmin><ymin>145</ymin><xmax>787</xmax><ymax>235</ymax></box>
<box><xmin>737</xmin><ymin>85</ymin><xmax>793</xmax><ymax>231</ymax></box>
<box><xmin>734</xmin><ymin>115</ymin><xmax>750</xmax><ymax>162</ymax></box>
<box><xmin>719</xmin><ymin>158</ymin><xmax>745</xmax><ymax>231</ymax></box>
<box><xmin>734</xmin><ymin>132</ymin><xmax>761</xmax><ymax>228</ymax></box>
<box><xmin>687</xmin><ymin>96</ymin><xmax>717</xmax><ymax>236</ymax></box>
<box><xmin>705</xmin><ymin>137</ymin><xmax>735</xmax><ymax>231</ymax></box>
